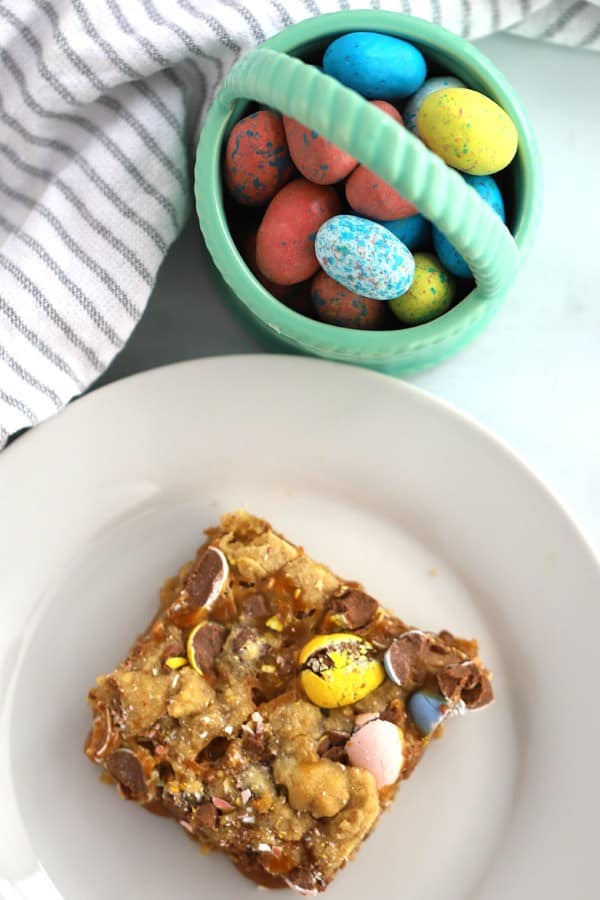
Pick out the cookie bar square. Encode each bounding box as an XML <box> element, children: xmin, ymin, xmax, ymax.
<box><xmin>85</xmin><ymin>510</ymin><xmax>492</xmax><ymax>894</ymax></box>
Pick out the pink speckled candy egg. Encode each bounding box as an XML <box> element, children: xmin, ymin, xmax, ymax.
<box><xmin>311</xmin><ymin>270</ymin><xmax>386</xmax><ymax>330</ymax></box>
<box><xmin>346</xmin><ymin>718</ymin><xmax>404</xmax><ymax>789</ymax></box>
<box><xmin>346</xmin><ymin>101</ymin><xmax>418</xmax><ymax>221</ymax></box>
<box><xmin>283</xmin><ymin>116</ymin><xmax>358</xmax><ymax>185</ymax></box>
<box><xmin>256</xmin><ymin>179</ymin><xmax>341</xmax><ymax>286</ymax></box>
<box><xmin>224</xmin><ymin>110</ymin><xmax>296</xmax><ymax>206</ymax></box>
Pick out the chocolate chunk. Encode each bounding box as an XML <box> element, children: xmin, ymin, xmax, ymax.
<box><xmin>429</xmin><ymin>641</ymin><xmax>451</xmax><ymax>655</ymax></box>
<box><xmin>190</xmin><ymin>622</ymin><xmax>227</xmax><ymax>676</ymax></box>
<box><xmin>144</xmin><ymin>797</ymin><xmax>172</xmax><ymax>817</ymax></box>
<box><xmin>161</xmin><ymin>636</ymin><xmax>185</xmax><ymax>662</ymax></box>
<box><xmin>161</xmin><ymin>790</ymin><xmax>192</xmax><ymax>820</ymax></box>
<box><xmin>275</xmin><ymin>653</ymin><xmax>296</xmax><ymax>678</ymax></box>
<box><xmin>437</xmin><ymin>661</ymin><xmax>471</xmax><ymax>701</ymax></box>
<box><xmin>240</xmin><ymin>592</ymin><xmax>270</xmax><ymax>618</ymax></box>
<box><xmin>105</xmin><ymin>676</ymin><xmax>127</xmax><ymax>727</ymax></box>
<box><xmin>184</xmin><ymin>546</ymin><xmax>228</xmax><ymax>608</ymax></box>
<box><xmin>437</xmin><ymin>660</ymin><xmax>494</xmax><ymax>709</ymax></box>
<box><xmin>321</xmin><ymin>745</ymin><xmax>349</xmax><ymax>763</ymax></box>
<box><xmin>328</xmin><ymin>729</ymin><xmax>351</xmax><ymax>744</ymax></box>
<box><xmin>230</xmin><ymin>625</ymin><xmax>259</xmax><ymax>656</ymax></box>
<box><xmin>242</xmin><ymin>730</ymin><xmax>265</xmax><ymax>759</ymax></box>
<box><xmin>191</xmin><ymin>801</ymin><xmax>218</xmax><ymax>832</ymax></box>
<box><xmin>366</xmin><ymin>616</ymin><xmax>407</xmax><ymax>649</ymax></box>
<box><xmin>242</xmin><ymin>728</ymin><xmax>272</xmax><ymax>763</ymax></box>
<box><xmin>284</xmin><ymin>866</ymin><xmax>322</xmax><ymax>896</ymax></box>
<box><xmin>157</xmin><ymin>760</ymin><xmax>175</xmax><ymax>782</ymax></box>
<box><xmin>463</xmin><ymin>672</ymin><xmax>494</xmax><ymax>709</ymax></box>
<box><xmin>294</xmin><ymin>609</ymin><xmax>314</xmax><ymax>620</ymax></box>
<box><xmin>107</xmin><ymin>748</ymin><xmax>147</xmax><ymax>798</ymax></box>
<box><xmin>317</xmin><ymin>730</ymin><xmax>349</xmax><ymax>754</ymax></box>
<box><xmin>384</xmin><ymin>630</ymin><xmax>429</xmax><ymax>686</ymax></box>
<box><xmin>251</xmin><ymin>686</ymin><xmax>268</xmax><ymax>706</ymax></box>
<box><xmin>198</xmin><ymin>736</ymin><xmax>230</xmax><ymax>762</ymax></box>
<box><xmin>332</xmin><ymin>589</ymin><xmax>378</xmax><ymax>629</ymax></box>
<box><xmin>436</xmin><ymin>630</ymin><xmax>456</xmax><ymax>647</ymax></box>
<box><xmin>85</xmin><ymin>705</ymin><xmax>115</xmax><ymax>761</ymax></box>
<box><xmin>381</xmin><ymin>698</ymin><xmax>404</xmax><ymax>726</ymax></box>
<box><xmin>317</xmin><ymin>729</ymin><xmax>350</xmax><ymax>763</ymax></box>
<box><xmin>317</xmin><ymin>735</ymin><xmax>332</xmax><ymax>754</ymax></box>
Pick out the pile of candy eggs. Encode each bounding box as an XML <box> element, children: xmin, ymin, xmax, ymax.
<box><xmin>223</xmin><ymin>30</ymin><xmax>517</xmax><ymax>332</ymax></box>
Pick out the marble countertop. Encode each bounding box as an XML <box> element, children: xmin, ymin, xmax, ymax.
<box><xmin>98</xmin><ymin>33</ymin><xmax>600</xmax><ymax>551</ymax></box>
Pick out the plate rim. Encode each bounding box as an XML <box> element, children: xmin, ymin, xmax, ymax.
<box><xmin>2</xmin><ymin>354</ymin><xmax>598</xmax><ymax>571</ymax></box>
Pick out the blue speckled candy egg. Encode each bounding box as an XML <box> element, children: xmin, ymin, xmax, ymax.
<box><xmin>323</xmin><ymin>32</ymin><xmax>427</xmax><ymax>100</ymax></box>
<box><xmin>403</xmin><ymin>75</ymin><xmax>466</xmax><ymax>133</ymax></box>
<box><xmin>407</xmin><ymin>690</ymin><xmax>447</xmax><ymax>736</ymax></box>
<box><xmin>432</xmin><ymin>174</ymin><xmax>505</xmax><ymax>278</ymax></box>
<box><xmin>378</xmin><ymin>213</ymin><xmax>432</xmax><ymax>251</ymax></box>
<box><xmin>315</xmin><ymin>215</ymin><xmax>415</xmax><ymax>300</ymax></box>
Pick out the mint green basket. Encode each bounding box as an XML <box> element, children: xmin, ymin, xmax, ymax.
<box><xmin>195</xmin><ymin>10</ymin><xmax>541</xmax><ymax>375</ymax></box>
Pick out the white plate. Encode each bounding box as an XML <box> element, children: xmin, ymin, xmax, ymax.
<box><xmin>1</xmin><ymin>356</ymin><xmax>599</xmax><ymax>900</ymax></box>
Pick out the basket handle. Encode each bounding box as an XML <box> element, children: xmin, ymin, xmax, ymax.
<box><xmin>216</xmin><ymin>48</ymin><xmax>519</xmax><ymax>298</ymax></box>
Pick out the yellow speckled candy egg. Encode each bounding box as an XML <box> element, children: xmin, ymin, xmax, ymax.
<box><xmin>389</xmin><ymin>252</ymin><xmax>455</xmax><ymax>325</ymax></box>
<box><xmin>299</xmin><ymin>633</ymin><xmax>385</xmax><ymax>708</ymax></box>
<box><xmin>417</xmin><ymin>88</ymin><xmax>518</xmax><ymax>175</ymax></box>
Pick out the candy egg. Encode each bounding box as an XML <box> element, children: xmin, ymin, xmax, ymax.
<box><xmin>369</xmin><ymin>99</ymin><xmax>403</xmax><ymax>123</ymax></box>
<box><xmin>299</xmin><ymin>633</ymin><xmax>385</xmax><ymax>708</ymax></box>
<box><xmin>323</xmin><ymin>32</ymin><xmax>427</xmax><ymax>100</ymax></box>
<box><xmin>407</xmin><ymin>690</ymin><xmax>447</xmax><ymax>736</ymax></box>
<box><xmin>389</xmin><ymin>251</ymin><xmax>455</xmax><ymax>325</ymax></box>
<box><xmin>379</xmin><ymin>213</ymin><xmax>432</xmax><ymax>251</ymax></box>
<box><xmin>256</xmin><ymin>179</ymin><xmax>341</xmax><ymax>285</ymax></box>
<box><xmin>224</xmin><ymin>110</ymin><xmax>296</xmax><ymax>206</ymax></box>
<box><xmin>282</xmin><ymin>116</ymin><xmax>358</xmax><ymax>185</ymax></box>
<box><xmin>346</xmin><ymin>718</ymin><xmax>404</xmax><ymax>789</ymax></box>
<box><xmin>315</xmin><ymin>215</ymin><xmax>415</xmax><ymax>301</ymax></box>
<box><xmin>283</xmin><ymin>279</ymin><xmax>315</xmax><ymax>318</ymax></box>
<box><xmin>403</xmin><ymin>75</ymin><xmax>466</xmax><ymax>133</ymax></box>
<box><xmin>310</xmin><ymin>270</ymin><xmax>387</xmax><ymax>330</ymax></box>
<box><xmin>346</xmin><ymin>101</ymin><xmax>417</xmax><ymax>221</ymax></box>
<box><xmin>383</xmin><ymin>630</ymin><xmax>429</xmax><ymax>686</ymax></box>
<box><xmin>187</xmin><ymin>621</ymin><xmax>227</xmax><ymax>677</ymax></box>
<box><xmin>417</xmin><ymin>88</ymin><xmax>518</xmax><ymax>175</ymax></box>
<box><xmin>241</xmin><ymin>231</ymin><xmax>296</xmax><ymax>300</ymax></box>
<box><xmin>432</xmin><ymin>174</ymin><xmax>505</xmax><ymax>278</ymax></box>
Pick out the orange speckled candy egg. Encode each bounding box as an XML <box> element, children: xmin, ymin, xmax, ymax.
<box><xmin>224</xmin><ymin>110</ymin><xmax>296</xmax><ymax>206</ymax></box>
<box><xmin>240</xmin><ymin>231</ymin><xmax>296</xmax><ymax>301</ymax></box>
<box><xmin>311</xmin><ymin>270</ymin><xmax>386</xmax><ymax>329</ymax></box>
<box><xmin>346</xmin><ymin>101</ymin><xmax>418</xmax><ymax>220</ymax></box>
<box><xmin>282</xmin><ymin>116</ymin><xmax>358</xmax><ymax>185</ymax></box>
<box><xmin>256</xmin><ymin>179</ymin><xmax>341</xmax><ymax>286</ymax></box>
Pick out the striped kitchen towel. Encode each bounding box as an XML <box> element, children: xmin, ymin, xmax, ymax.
<box><xmin>1</xmin><ymin>0</ymin><xmax>598</xmax><ymax>448</ymax></box>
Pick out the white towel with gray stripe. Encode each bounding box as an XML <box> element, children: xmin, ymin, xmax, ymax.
<box><xmin>1</xmin><ymin>0</ymin><xmax>599</xmax><ymax>447</ymax></box>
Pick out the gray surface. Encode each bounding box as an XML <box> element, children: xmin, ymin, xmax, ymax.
<box><xmin>95</xmin><ymin>221</ymin><xmax>261</xmax><ymax>388</ymax></box>
<box><xmin>97</xmin><ymin>33</ymin><xmax>600</xmax><ymax>550</ymax></box>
